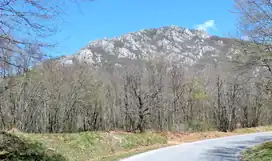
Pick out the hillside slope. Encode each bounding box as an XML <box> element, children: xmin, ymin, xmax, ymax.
<box><xmin>2</xmin><ymin>127</ymin><xmax>272</xmax><ymax>161</ymax></box>
<box><xmin>60</xmin><ymin>26</ymin><xmax>237</xmax><ymax>67</ymax></box>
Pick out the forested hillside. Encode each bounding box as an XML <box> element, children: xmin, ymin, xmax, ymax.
<box><xmin>0</xmin><ymin>29</ymin><xmax>271</xmax><ymax>133</ymax></box>
<box><xmin>0</xmin><ymin>0</ymin><xmax>271</xmax><ymax>134</ymax></box>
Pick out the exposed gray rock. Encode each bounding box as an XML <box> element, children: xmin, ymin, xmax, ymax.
<box><xmin>61</xmin><ymin>26</ymin><xmax>237</xmax><ymax>67</ymax></box>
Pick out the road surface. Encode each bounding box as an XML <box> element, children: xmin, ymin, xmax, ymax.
<box><xmin>122</xmin><ymin>132</ymin><xmax>272</xmax><ymax>161</ymax></box>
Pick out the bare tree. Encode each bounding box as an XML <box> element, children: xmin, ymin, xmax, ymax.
<box><xmin>0</xmin><ymin>0</ymin><xmax>92</xmax><ymax>67</ymax></box>
<box><xmin>234</xmin><ymin>0</ymin><xmax>271</xmax><ymax>43</ymax></box>
<box><xmin>233</xmin><ymin>0</ymin><xmax>272</xmax><ymax>73</ymax></box>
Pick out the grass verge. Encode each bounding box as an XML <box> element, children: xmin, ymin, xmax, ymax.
<box><xmin>97</xmin><ymin>144</ymin><xmax>171</xmax><ymax>161</ymax></box>
<box><xmin>233</xmin><ymin>126</ymin><xmax>272</xmax><ymax>134</ymax></box>
<box><xmin>242</xmin><ymin>141</ymin><xmax>272</xmax><ymax>161</ymax></box>
<box><xmin>14</xmin><ymin>131</ymin><xmax>167</xmax><ymax>161</ymax></box>
<box><xmin>1</xmin><ymin>126</ymin><xmax>272</xmax><ymax>161</ymax></box>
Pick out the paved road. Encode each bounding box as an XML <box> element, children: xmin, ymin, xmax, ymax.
<box><xmin>122</xmin><ymin>132</ymin><xmax>272</xmax><ymax>161</ymax></box>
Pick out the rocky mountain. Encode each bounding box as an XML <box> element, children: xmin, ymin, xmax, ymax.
<box><xmin>61</xmin><ymin>25</ymin><xmax>238</xmax><ymax>68</ymax></box>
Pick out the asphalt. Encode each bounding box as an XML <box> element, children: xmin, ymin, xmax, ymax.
<box><xmin>122</xmin><ymin>132</ymin><xmax>272</xmax><ymax>161</ymax></box>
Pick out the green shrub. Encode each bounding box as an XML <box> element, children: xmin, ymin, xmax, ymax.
<box><xmin>0</xmin><ymin>131</ymin><xmax>66</xmax><ymax>161</ymax></box>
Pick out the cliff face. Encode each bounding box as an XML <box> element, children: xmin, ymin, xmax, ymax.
<box><xmin>60</xmin><ymin>26</ymin><xmax>237</xmax><ymax>68</ymax></box>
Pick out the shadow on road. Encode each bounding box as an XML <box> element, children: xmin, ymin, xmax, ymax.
<box><xmin>199</xmin><ymin>135</ymin><xmax>272</xmax><ymax>161</ymax></box>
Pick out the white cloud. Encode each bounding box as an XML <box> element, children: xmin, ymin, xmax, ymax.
<box><xmin>195</xmin><ymin>20</ymin><xmax>216</xmax><ymax>31</ymax></box>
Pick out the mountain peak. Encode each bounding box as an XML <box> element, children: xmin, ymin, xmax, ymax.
<box><xmin>63</xmin><ymin>26</ymin><xmax>231</xmax><ymax>67</ymax></box>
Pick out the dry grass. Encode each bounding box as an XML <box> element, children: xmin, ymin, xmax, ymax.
<box><xmin>3</xmin><ymin>126</ymin><xmax>272</xmax><ymax>161</ymax></box>
<box><xmin>15</xmin><ymin>131</ymin><xmax>167</xmax><ymax>161</ymax></box>
<box><xmin>159</xmin><ymin>131</ymin><xmax>235</xmax><ymax>144</ymax></box>
<box><xmin>233</xmin><ymin>126</ymin><xmax>272</xmax><ymax>134</ymax></box>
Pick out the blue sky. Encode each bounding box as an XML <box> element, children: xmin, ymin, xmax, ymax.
<box><xmin>48</xmin><ymin>0</ymin><xmax>238</xmax><ymax>57</ymax></box>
